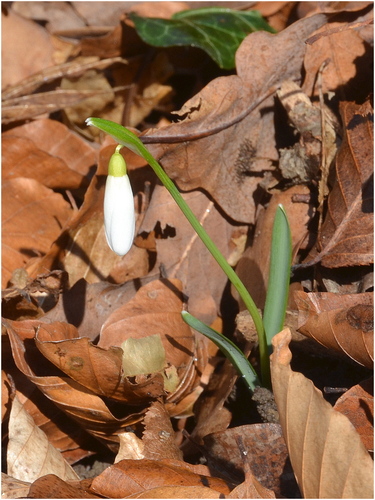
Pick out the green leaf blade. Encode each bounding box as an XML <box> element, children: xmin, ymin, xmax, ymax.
<box><xmin>131</xmin><ymin>8</ymin><xmax>275</xmax><ymax>69</ymax></box>
<box><xmin>263</xmin><ymin>205</ymin><xmax>292</xmax><ymax>352</ymax></box>
<box><xmin>182</xmin><ymin>311</ymin><xmax>261</xmax><ymax>392</ymax></box>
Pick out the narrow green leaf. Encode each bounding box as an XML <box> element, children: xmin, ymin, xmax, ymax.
<box><xmin>182</xmin><ymin>311</ymin><xmax>261</xmax><ymax>392</ymax></box>
<box><xmin>130</xmin><ymin>8</ymin><xmax>275</xmax><ymax>69</ymax></box>
<box><xmin>263</xmin><ymin>204</ymin><xmax>292</xmax><ymax>353</ymax></box>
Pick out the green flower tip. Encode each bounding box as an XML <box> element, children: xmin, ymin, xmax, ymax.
<box><xmin>108</xmin><ymin>145</ymin><xmax>127</xmax><ymax>177</ymax></box>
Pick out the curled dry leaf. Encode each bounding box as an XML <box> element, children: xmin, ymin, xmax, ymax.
<box><xmin>2</xmin><ymin>178</ymin><xmax>73</xmax><ymax>289</ymax></box>
<box><xmin>334</xmin><ymin>377</ymin><xmax>374</xmax><ymax>452</ymax></box>
<box><xmin>203</xmin><ymin>424</ymin><xmax>298</xmax><ymax>498</ymax></box>
<box><xmin>1</xmin><ymin>472</ymin><xmax>31</xmax><ymax>499</ymax></box>
<box><xmin>99</xmin><ymin>278</ymin><xmax>209</xmax><ymax>414</ymax></box>
<box><xmin>4</xmin><ymin>318</ymin><xmax>152</xmax><ymax>444</ymax></box>
<box><xmin>302</xmin><ymin>100</ymin><xmax>373</xmax><ymax>268</ymax></box>
<box><xmin>4</xmin><ymin>278</ymin><xmax>208</xmax><ymax>442</ymax></box>
<box><xmin>271</xmin><ymin>328</ymin><xmax>374</xmax><ymax>499</ymax></box>
<box><xmin>141</xmin><ymin>13</ymin><xmax>327</xmax><ymax>223</ymax></box>
<box><xmin>90</xmin><ymin>458</ymin><xmax>232</xmax><ymax>498</ymax></box>
<box><xmin>27</xmin><ymin>474</ymin><xmax>102</xmax><ymax>499</ymax></box>
<box><xmin>7</xmin><ymin>395</ymin><xmax>79</xmax><ymax>483</ymax></box>
<box><xmin>294</xmin><ymin>290</ymin><xmax>373</xmax><ymax>368</ymax></box>
<box><xmin>142</xmin><ymin>400</ymin><xmax>183</xmax><ymax>461</ymax></box>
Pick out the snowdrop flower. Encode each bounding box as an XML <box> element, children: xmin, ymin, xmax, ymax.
<box><xmin>104</xmin><ymin>145</ymin><xmax>135</xmax><ymax>256</ymax></box>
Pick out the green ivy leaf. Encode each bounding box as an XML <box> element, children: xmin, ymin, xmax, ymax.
<box><xmin>130</xmin><ymin>7</ymin><xmax>275</xmax><ymax>70</ymax></box>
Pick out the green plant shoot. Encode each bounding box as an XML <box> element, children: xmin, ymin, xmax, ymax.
<box><xmin>86</xmin><ymin>117</ymin><xmax>291</xmax><ymax>389</ymax></box>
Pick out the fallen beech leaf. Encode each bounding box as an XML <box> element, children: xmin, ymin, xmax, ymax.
<box><xmin>2</xmin><ymin>8</ymin><xmax>54</xmax><ymax>88</ymax></box>
<box><xmin>7</xmin><ymin>396</ymin><xmax>79</xmax><ymax>483</ymax></box>
<box><xmin>116</xmin><ymin>432</ymin><xmax>144</xmax><ymax>462</ymax></box>
<box><xmin>271</xmin><ymin>328</ymin><xmax>374</xmax><ymax>499</ymax></box>
<box><xmin>295</xmin><ymin>291</ymin><xmax>373</xmax><ymax>368</ymax></box>
<box><xmin>1</xmin><ymin>472</ymin><xmax>31</xmax><ymax>499</ymax></box>
<box><xmin>137</xmin><ymin>184</ymin><xmax>247</xmax><ymax>324</ymax></box>
<box><xmin>34</xmin><ymin>322</ymin><xmax>166</xmax><ymax>403</ymax></box>
<box><xmin>203</xmin><ymin>424</ymin><xmax>298</xmax><ymax>497</ymax></box>
<box><xmin>4</xmin><ymin>318</ymin><xmax>149</xmax><ymax>443</ymax></box>
<box><xmin>42</xmin><ymin>277</ymin><xmax>155</xmax><ymax>339</ymax></box>
<box><xmin>99</xmin><ymin>279</ymin><xmax>207</xmax><ymax>411</ymax></box>
<box><xmin>2</xmin><ymin>177</ymin><xmax>73</xmax><ymax>288</ymax></box>
<box><xmin>126</xmin><ymin>485</ymin><xmax>224</xmax><ymax>498</ymax></box>
<box><xmin>141</xmin><ymin>13</ymin><xmax>327</xmax><ymax>223</ymax></box>
<box><xmin>142</xmin><ymin>400</ymin><xmax>183</xmax><ymax>461</ymax></box>
<box><xmin>2</xmin><ymin>135</ymin><xmax>85</xmax><ymax>190</ymax></box>
<box><xmin>3</xmin><ymin>118</ymin><xmax>96</xmax><ymax>178</ymax></box>
<box><xmin>27</xmin><ymin>474</ymin><xmax>102</xmax><ymax>499</ymax></box>
<box><xmin>302</xmin><ymin>100</ymin><xmax>373</xmax><ymax>268</ymax></box>
<box><xmin>334</xmin><ymin>377</ymin><xmax>374</xmax><ymax>452</ymax></box>
<box><xmin>90</xmin><ymin>458</ymin><xmax>232</xmax><ymax>497</ymax></box>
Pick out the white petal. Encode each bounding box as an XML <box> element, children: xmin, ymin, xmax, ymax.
<box><xmin>104</xmin><ymin>175</ymin><xmax>135</xmax><ymax>256</ymax></box>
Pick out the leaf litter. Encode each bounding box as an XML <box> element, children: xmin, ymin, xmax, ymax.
<box><xmin>2</xmin><ymin>2</ymin><xmax>373</xmax><ymax>498</ymax></box>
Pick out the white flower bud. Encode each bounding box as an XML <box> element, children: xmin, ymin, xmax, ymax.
<box><xmin>104</xmin><ymin>146</ymin><xmax>135</xmax><ymax>256</ymax></box>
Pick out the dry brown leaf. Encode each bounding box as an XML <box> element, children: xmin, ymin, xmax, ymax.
<box><xmin>142</xmin><ymin>400</ymin><xmax>183</xmax><ymax>461</ymax></box>
<box><xmin>271</xmin><ymin>328</ymin><xmax>374</xmax><ymax>498</ymax></box>
<box><xmin>1</xmin><ymin>472</ymin><xmax>31</xmax><ymax>499</ymax></box>
<box><xmin>303</xmin><ymin>15</ymin><xmax>373</xmax><ymax>100</ymax></box>
<box><xmin>141</xmin><ymin>13</ymin><xmax>327</xmax><ymax>223</ymax></box>
<box><xmin>294</xmin><ymin>290</ymin><xmax>373</xmax><ymax>368</ymax></box>
<box><xmin>41</xmin><ymin>277</ymin><xmax>153</xmax><ymax>339</ymax></box>
<box><xmin>99</xmin><ymin>279</ymin><xmax>207</xmax><ymax>413</ymax></box>
<box><xmin>34</xmin><ymin>321</ymin><xmax>167</xmax><ymax>404</ymax></box>
<box><xmin>303</xmin><ymin>100</ymin><xmax>373</xmax><ymax>268</ymax></box>
<box><xmin>90</xmin><ymin>458</ymin><xmax>232</xmax><ymax>498</ymax></box>
<box><xmin>126</xmin><ymin>485</ymin><xmax>225</xmax><ymax>498</ymax></box>
<box><xmin>4</xmin><ymin>318</ymin><xmax>149</xmax><ymax>443</ymax></box>
<box><xmin>27</xmin><ymin>474</ymin><xmax>101</xmax><ymax>499</ymax></box>
<box><xmin>203</xmin><ymin>424</ymin><xmax>298</xmax><ymax>498</ymax></box>
<box><xmin>137</xmin><ymin>184</ymin><xmax>247</xmax><ymax>324</ymax></box>
<box><xmin>2</xmin><ymin>135</ymin><xmax>85</xmax><ymax>190</ymax></box>
<box><xmin>3</xmin><ymin>118</ymin><xmax>96</xmax><ymax>180</ymax></box>
<box><xmin>2</xmin><ymin>177</ymin><xmax>73</xmax><ymax>288</ymax></box>
<box><xmin>2</xmin><ymin>8</ymin><xmax>55</xmax><ymax>89</ymax></box>
<box><xmin>334</xmin><ymin>377</ymin><xmax>374</xmax><ymax>452</ymax></box>
<box><xmin>7</xmin><ymin>395</ymin><xmax>79</xmax><ymax>483</ymax></box>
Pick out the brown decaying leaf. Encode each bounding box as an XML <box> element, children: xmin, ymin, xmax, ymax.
<box><xmin>334</xmin><ymin>377</ymin><xmax>374</xmax><ymax>452</ymax></box>
<box><xmin>271</xmin><ymin>328</ymin><xmax>374</xmax><ymax>499</ymax></box>
<box><xmin>203</xmin><ymin>424</ymin><xmax>298</xmax><ymax>498</ymax></box>
<box><xmin>90</xmin><ymin>458</ymin><xmax>232</xmax><ymax>498</ymax></box>
<box><xmin>1</xmin><ymin>472</ymin><xmax>31</xmax><ymax>499</ymax></box>
<box><xmin>2</xmin><ymin>135</ymin><xmax>85</xmax><ymax>190</ymax></box>
<box><xmin>2</xmin><ymin>178</ymin><xmax>73</xmax><ymax>288</ymax></box>
<box><xmin>304</xmin><ymin>100</ymin><xmax>373</xmax><ymax>268</ymax></box>
<box><xmin>7</xmin><ymin>396</ymin><xmax>79</xmax><ymax>483</ymax></box>
<box><xmin>142</xmin><ymin>400</ymin><xmax>183</xmax><ymax>461</ymax></box>
<box><xmin>27</xmin><ymin>474</ymin><xmax>102</xmax><ymax>499</ymax></box>
<box><xmin>99</xmin><ymin>278</ymin><xmax>207</xmax><ymax>411</ymax></box>
<box><xmin>3</xmin><ymin>119</ymin><xmax>96</xmax><ymax>178</ymax></box>
<box><xmin>141</xmin><ymin>13</ymin><xmax>327</xmax><ymax>223</ymax></box>
<box><xmin>126</xmin><ymin>484</ymin><xmax>224</xmax><ymax>498</ymax></box>
<box><xmin>138</xmin><ymin>184</ymin><xmax>247</xmax><ymax>324</ymax></box>
<box><xmin>295</xmin><ymin>290</ymin><xmax>373</xmax><ymax>368</ymax></box>
<box><xmin>2</xmin><ymin>8</ymin><xmax>55</xmax><ymax>88</ymax></box>
<box><xmin>4</xmin><ymin>318</ymin><xmax>149</xmax><ymax>443</ymax></box>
